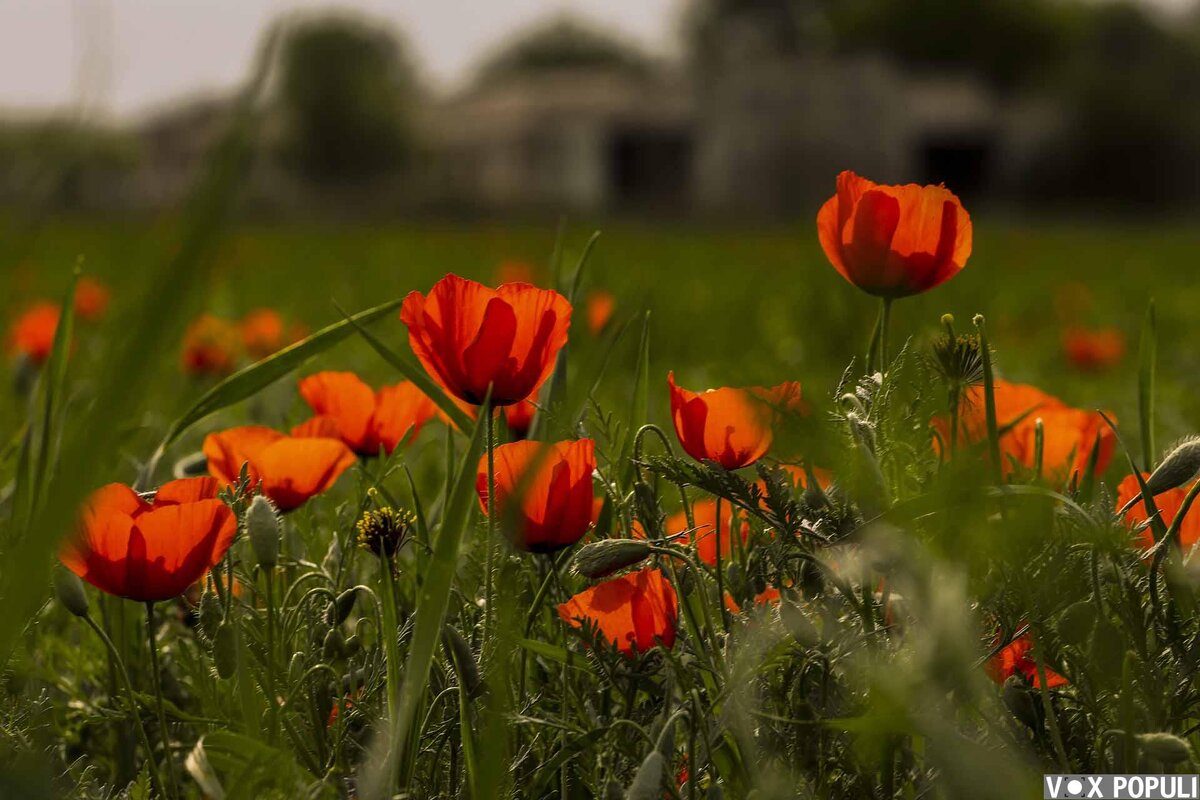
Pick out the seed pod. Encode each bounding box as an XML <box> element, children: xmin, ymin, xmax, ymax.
<box><xmin>625</xmin><ymin>751</ymin><xmax>664</xmax><ymax>800</ymax></box>
<box><xmin>1146</xmin><ymin>438</ymin><xmax>1200</xmax><ymax>496</ymax></box>
<box><xmin>53</xmin><ymin>569</ymin><xmax>89</xmax><ymax>618</ymax></box>
<box><xmin>198</xmin><ymin>590</ymin><xmax>223</xmax><ymax>641</ymax></box>
<box><xmin>442</xmin><ymin>625</ymin><xmax>482</xmax><ymax>698</ymax></box>
<box><xmin>213</xmin><ymin>622</ymin><xmax>237</xmax><ymax>680</ymax></box>
<box><xmin>573</xmin><ymin>539</ymin><xmax>653</xmax><ymax>579</ymax></box>
<box><xmin>1137</xmin><ymin>733</ymin><xmax>1192</xmax><ymax>764</ymax></box>
<box><xmin>1056</xmin><ymin>601</ymin><xmax>1097</xmax><ymax>648</ymax></box>
<box><xmin>246</xmin><ymin>495</ymin><xmax>281</xmax><ymax>569</ymax></box>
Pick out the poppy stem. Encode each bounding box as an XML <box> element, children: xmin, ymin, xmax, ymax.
<box><xmin>144</xmin><ymin>602</ymin><xmax>181</xmax><ymax>800</ymax></box>
<box><xmin>483</xmin><ymin>400</ymin><xmax>497</xmax><ymax>652</ymax></box>
<box><xmin>82</xmin><ymin>613</ymin><xmax>170</xmax><ymax>800</ymax></box>
<box><xmin>878</xmin><ymin>297</ymin><xmax>893</xmax><ymax>373</ymax></box>
<box><xmin>714</xmin><ymin>497</ymin><xmax>729</xmax><ymax>634</ymax></box>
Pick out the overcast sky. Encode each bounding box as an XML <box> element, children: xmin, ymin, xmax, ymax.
<box><xmin>0</xmin><ymin>0</ymin><xmax>1192</xmax><ymax>120</ymax></box>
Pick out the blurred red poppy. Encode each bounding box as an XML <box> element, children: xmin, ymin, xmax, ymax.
<box><xmin>240</xmin><ymin>308</ymin><xmax>288</xmax><ymax>360</ymax></box>
<box><xmin>503</xmin><ymin>399</ymin><xmax>536</xmax><ymax>438</ymax></box>
<box><xmin>668</xmin><ymin>372</ymin><xmax>804</xmax><ymax>470</ymax></box>
<box><xmin>181</xmin><ymin>314</ymin><xmax>240</xmax><ymax>377</ymax></box>
<box><xmin>60</xmin><ymin>477</ymin><xmax>236</xmax><ymax>602</ymax></box>
<box><xmin>660</xmin><ymin>500</ymin><xmax>749</xmax><ymax>568</ymax></box>
<box><xmin>299</xmin><ymin>371</ymin><xmax>437</xmax><ymax>456</ymax></box>
<box><xmin>585</xmin><ymin>289</ymin><xmax>615</xmax><ymax>335</ymax></box>
<box><xmin>1116</xmin><ymin>473</ymin><xmax>1200</xmax><ymax>551</ymax></box>
<box><xmin>204</xmin><ymin>426</ymin><xmax>356</xmax><ymax>511</ymax></box>
<box><xmin>557</xmin><ymin>567</ymin><xmax>678</xmax><ymax>657</ymax></box>
<box><xmin>495</xmin><ymin>259</ymin><xmax>538</xmax><ymax>286</ymax></box>
<box><xmin>985</xmin><ymin>634</ymin><xmax>1068</xmax><ymax>689</ymax></box>
<box><xmin>476</xmin><ymin>439</ymin><xmax>595</xmax><ymax>552</ymax></box>
<box><xmin>933</xmin><ymin>380</ymin><xmax>1115</xmax><ymax>480</ymax></box>
<box><xmin>74</xmin><ymin>277</ymin><xmax>111</xmax><ymax>322</ymax></box>
<box><xmin>400</xmin><ymin>273</ymin><xmax>572</xmax><ymax>406</ymax></box>
<box><xmin>8</xmin><ymin>302</ymin><xmax>60</xmax><ymax>365</ymax></box>
<box><xmin>817</xmin><ymin>170</ymin><xmax>972</xmax><ymax>298</ymax></box>
<box><xmin>1062</xmin><ymin>326</ymin><xmax>1125</xmax><ymax>372</ymax></box>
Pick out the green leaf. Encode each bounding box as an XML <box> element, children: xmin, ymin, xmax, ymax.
<box><xmin>516</xmin><ymin>637</ymin><xmax>595</xmax><ymax>675</ymax></box>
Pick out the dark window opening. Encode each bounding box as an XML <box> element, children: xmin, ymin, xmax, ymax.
<box><xmin>608</xmin><ymin>128</ymin><xmax>693</xmax><ymax>212</ymax></box>
<box><xmin>921</xmin><ymin>137</ymin><xmax>992</xmax><ymax>199</ymax></box>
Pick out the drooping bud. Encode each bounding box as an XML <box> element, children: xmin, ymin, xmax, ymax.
<box><xmin>442</xmin><ymin>625</ymin><xmax>482</xmax><ymax>699</ymax></box>
<box><xmin>1137</xmin><ymin>733</ymin><xmax>1192</xmax><ymax>764</ymax></box>
<box><xmin>1056</xmin><ymin>600</ymin><xmax>1097</xmax><ymax>649</ymax></box>
<box><xmin>573</xmin><ymin>539</ymin><xmax>652</xmax><ymax>579</ymax></box>
<box><xmin>212</xmin><ymin>622</ymin><xmax>237</xmax><ymax>679</ymax></box>
<box><xmin>625</xmin><ymin>751</ymin><xmax>664</xmax><ymax>800</ymax></box>
<box><xmin>53</xmin><ymin>568</ymin><xmax>89</xmax><ymax>618</ymax></box>
<box><xmin>356</xmin><ymin>507</ymin><xmax>415</xmax><ymax>557</ymax></box>
<box><xmin>198</xmin><ymin>589</ymin><xmax>224</xmax><ymax>641</ymax></box>
<box><xmin>326</xmin><ymin>588</ymin><xmax>359</xmax><ymax>627</ymax></box>
<box><xmin>1146</xmin><ymin>437</ymin><xmax>1200</xmax><ymax>496</ymax></box>
<box><xmin>323</xmin><ymin>628</ymin><xmax>345</xmax><ymax>660</ymax></box>
<box><xmin>245</xmin><ymin>495</ymin><xmax>280</xmax><ymax>569</ymax></box>
<box><xmin>1001</xmin><ymin>675</ymin><xmax>1043</xmax><ymax>732</ymax></box>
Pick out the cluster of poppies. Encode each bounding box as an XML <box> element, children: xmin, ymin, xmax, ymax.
<box><xmin>51</xmin><ymin>170</ymin><xmax>1167</xmax><ymax>680</ymax></box>
<box><xmin>7</xmin><ymin>276</ymin><xmax>110</xmax><ymax>366</ymax></box>
<box><xmin>181</xmin><ymin>308</ymin><xmax>308</xmax><ymax>377</ymax></box>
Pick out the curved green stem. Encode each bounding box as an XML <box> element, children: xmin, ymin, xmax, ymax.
<box><xmin>144</xmin><ymin>603</ymin><xmax>181</xmax><ymax>800</ymax></box>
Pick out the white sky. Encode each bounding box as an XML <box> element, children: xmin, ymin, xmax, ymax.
<box><xmin>0</xmin><ymin>0</ymin><xmax>1191</xmax><ymax>120</ymax></box>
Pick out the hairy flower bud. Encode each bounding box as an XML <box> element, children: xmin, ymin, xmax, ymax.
<box><xmin>626</xmin><ymin>751</ymin><xmax>664</xmax><ymax>800</ymax></box>
<box><xmin>573</xmin><ymin>539</ymin><xmax>653</xmax><ymax>579</ymax></box>
<box><xmin>1137</xmin><ymin>732</ymin><xmax>1192</xmax><ymax>764</ymax></box>
<box><xmin>1146</xmin><ymin>437</ymin><xmax>1200</xmax><ymax>496</ymax></box>
<box><xmin>245</xmin><ymin>495</ymin><xmax>280</xmax><ymax>569</ymax></box>
<box><xmin>442</xmin><ymin>625</ymin><xmax>482</xmax><ymax>699</ymax></box>
<box><xmin>198</xmin><ymin>589</ymin><xmax>223</xmax><ymax>641</ymax></box>
<box><xmin>53</xmin><ymin>568</ymin><xmax>89</xmax><ymax>618</ymax></box>
<box><xmin>213</xmin><ymin>622</ymin><xmax>237</xmax><ymax>680</ymax></box>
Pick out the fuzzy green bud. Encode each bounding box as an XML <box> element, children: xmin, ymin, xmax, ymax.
<box><xmin>1146</xmin><ymin>437</ymin><xmax>1200</xmax><ymax>496</ymax></box>
<box><xmin>572</xmin><ymin>539</ymin><xmax>652</xmax><ymax>579</ymax></box>
<box><xmin>1137</xmin><ymin>732</ymin><xmax>1192</xmax><ymax>764</ymax></box>
<box><xmin>198</xmin><ymin>589</ymin><xmax>223</xmax><ymax>640</ymax></box>
<box><xmin>327</xmin><ymin>588</ymin><xmax>359</xmax><ymax>627</ymax></box>
<box><xmin>442</xmin><ymin>625</ymin><xmax>482</xmax><ymax>699</ymax></box>
<box><xmin>53</xmin><ymin>568</ymin><xmax>89</xmax><ymax>618</ymax></box>
<box><xmin>246</xmin><ymin>495</ymin><xmax>280</xmax><ymax>569</ymax></box>
<box><xmin>625</xmin><ymin>751</ymin><xmax>664</xmax><ymax>800</ymax></box>
<box><xmin>1056</xmin><ymin>600</ymin><xmax>1097</xmax><ymax>648</ymax></box>
<box><xmin>213</xmin><ymin>622</ymin><xmax>237</xmax><ymax>680</ymax></box>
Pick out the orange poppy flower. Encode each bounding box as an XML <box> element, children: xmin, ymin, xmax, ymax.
<box><xmin>8</xmin><ymin>302</ymin><xmax>61</xmax><ymax>365</ymax></box>
<box><xmin>933</xmin><ymin>380</ymin><xmax>1115</xmax><ymax>480</ymax></box>
<box><xmin>817</xmin><ymin>170</ymin><xmax>972</xmax><ymax>298</ymax></box>
<box><xmin>503</xmin><ymin>399</ymin><xmax>536</xmax><ymax>439</ymax></box>
<box><xmin>724</xmin><ymin>586</ymin><xmax>782</xmax><ymax>614</ymax></box>
<box><xmin>985</xmin><ymin>634</ymin><xmax>1068</xmax><ymax>689</ymax></box>
<box><xmin>475</xmin><ymin>439</ymin><xmax>596</xmax><ymax>552</ymax></box>
<box><xmin>668</xmin><ymin>372</ymin><xmax>804</xmax><ymax>470</ymax></box>
<box><xmin>204</xmin><ymin>426</ymin><xmax>356</xmax><ymax>511</ymax></box>
<box><xmin>299</xmin><ymin>371</ymin><xmax>437</xmax><ymax>456</ymax></box>
<box><xmin>495</xmin><ymin>259</ymin><xmax>538</xmax><ymax>286</ymax></box>
<box><xmin>1116</xmin><ymin>473</ymin><xmax>1200</xmax><ymax>551</ymax></box>
<box><xmin>1062</xmin><ymin>326</ymin><xmax>1125</xmax><ymax>372</ymax></box>
<box><xmin>181</xmin><ymin>314</ymin><xmax>240</xmax><ymax>377</ymax></box>
<box><xmin>585</xmin><ymin>289</ymin><xmax>615</xmax><ymax>335</ymax></box>
<box><xmin>74</xmin><ymin>277</ymin><xmax>111</xmax><ymax>322</ymax></box>
<box><xmin>400</xmin><ymin>273</ymin><xmax>572</xmax><ymax>406</ymax></box>
<box><xmin>659</xmin><ymin>500</ymin><xmax>749</xmax><ymax>568</ymax></box>
<box><xmin>557</xmin><ymin>567</ymin><xmax>678</xmax><ymax>657</ymax></box>
<box><xmin>240</xmin><ymin>308</ymin><xmax>287</xmax><ymax>360</ymax></box>
<box><xmin>60</xmin><ymin>477</ymin><xmax>237</xmax><ymax>602</ymax></box>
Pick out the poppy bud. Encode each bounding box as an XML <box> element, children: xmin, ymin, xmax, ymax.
<box><xmin>626</xmin><ymin>751</ymin><xmax>664</xmax><ymax>800</ymax></box>
<box><xmin>327</xmin><ymin>588</ymin><xmax>359</xmax><ymax>627</ymax></box>
<box><xmin>780</xmin><ymin>599</ymin><xmax>818</xmax><ymax>645</ymax></box>
<box><xmin>323</xmin><ymin>629</ymin><xmax>345</xmax><ymax>660</ymax></box>
<box><xmin>356</xmin><ymin>507</ymin><xmax>415</xmax><ymax>557</ymax></box>
<box><xmin>1056</xmin><ymin>601</ymin><xmax>1097</xmax><ymax>648</ymax></box>
<box><xmin>1137</xmin><ymin>733</ymin><xmax>1192</xmax><ymax>764</ymax></box>
<box><xmin>213</xmin><ymin>622</ymin><xmax>237</xmax><ymax>679</ymax></box>
<box><xmin>288</xmin><ymin>651</ymin><xmax>305</xmax><ymax>683</ymax></box>
<box><xmin>343</xmin><ymin>635</ymin><xmax>361</xmax><ymax>654</ymax></box>
<box><xmin>199</xmin><ymin>590</ymin><xmax>223</xmax><ymax>640</ymax></box>
<box><xmin>246</xmin><ymin>495</ymin><xmax>280</xmax><ymax>569</ymax></box>
<box><xmin>572</xmin><ymin>539</ymin><xmax>652</xmax><ymax>579</ymax></box>
<box><xmin>53</xmin><ymin>568</ymin><xmax>89</xmax><ymax>618</ymax></box>
<box><xmin>1146</xmin><ymin>437</ymin><xmax>1200</xmax><ymax>496</ymax></box>
<box><xmin>442</xmin><ymin>625</ymin><xmax>482</xmax><ymax>699</ymax></box>
<box><xmin>1001</xmin><ymin>675</ymin><xmax>1043</xmax><ymax>732</ymax></box>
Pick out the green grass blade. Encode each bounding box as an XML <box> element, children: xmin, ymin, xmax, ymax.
<box><xmin>358</xmin><ymin>390</ymin><xmax>488</xmax><ymax>799</ymax></box>
<box><xmin>1138</xmin><ymin>299</ymin><xmax>1157</xmax><ymax>471</ymax></box>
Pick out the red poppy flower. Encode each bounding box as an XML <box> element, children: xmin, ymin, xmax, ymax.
<box><xmin>1116</xmin><ymin>474</ymin><xmax>1200</xmax><ymax>551</ymax></box>
<box><xmin>60</xmin><ymin>477</ymin><xmax>237</xmax><ymax>603</ymax></box>
<box><xmin>557</xmin><ymin>567</ymin><xmax>678</xmax><ymax>657</ymax></box>
<box><xmin>204</xmin><ymin>426</ymin><xmax>356</xmax><ymax>511</ymax></box>
<box><xmin>74</xmin><ymin>277</ymin><xmax>111</xmax><ymax>322</ymax></box>
<box><xmin>933</xmin><ymin>380</ymin><xmax>1115</xmax><ymax>480</ymax></box>
<box><xmin>585</xmin><ymin>289</ymin><xmax>615</xmax><ymax>335</ymax></box>
<box><xmin>724</xmin><ymin>586</ymin><xmax>781</xmax><ymax>614</ymax></box>
<box><xmin>985</xmin><ymin>634</ymin><xmax>1068</xmax><ymax>689</ymax></box>
<box><xmin>495</xmin><ymin>259</ymin><xmax>538</xmax><ymax>285</ymax></box>
<box><xmin>817</xmin><ymin>170</ymin><xmax>973</xmax><ymax>298</ymax></box>
<box><xmin>1063</xmin><ymin>326</ymin><xmax>1125</xmax><ymax>372</ymax></box>
<box><xmin>299</xmin><ymin>371</ymin><xmax>437</xmax><ymax>456</ymax></box>
<box><xmin>8</xmin><ymin>302</ymin><xmax>60</xmax><ymax>365</ymax></box>
<box><xmin>181</xmin><ymin>314</ymin><xmax>240</xmax><ymax>377</ymax></box>
<box><xmin>668</xmin><ymin>372</ymin><xmax>804</xmax><ymax>470</ymax></box>
<box><xmin>476</xmin><ymin>439</ymin><xmax>595</xmax><ymax>552</ymax></box>
<box><xmin>400</xmin><ymin>273</ymin><xmax>572</xmax><ymax>406</ymax></box>
<box><xmin>658</xmin><ymin>500</ymin><xmax>749</xmax><ymax>568</ymax></box>
<box><xmin>504</xmin><ymin>399</ymin><xmax>536</xmax><ymax>438</ymax></box>
<box><xmin>240</xmin><ymin>308</ymin><xmax>287</xmax><ymax>359</ymax></box>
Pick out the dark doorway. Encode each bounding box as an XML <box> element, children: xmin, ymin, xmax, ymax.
<box><xmin>608</xmin><ymin>128</ymin><xmax>693</xmax><ymax>212</ymax></box>
<box><xmin>921</xmin><ymin>136</ymin><xmax>992</xmax><ymax>199</ymax></box>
